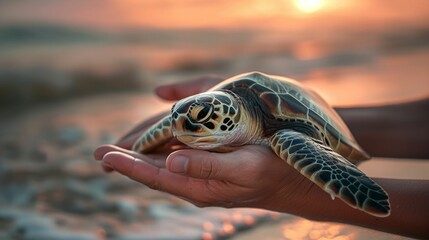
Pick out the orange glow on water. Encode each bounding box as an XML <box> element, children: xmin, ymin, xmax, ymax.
<box><xmin>202</xmin><ymin>232</ymin><xmax>214</xmax><ymax>240</ymax></box>
<box><xmin>221</xmin><ymin>222</ymin><xmax>235</xmax><ymax>235</ymax></box>
<box><xmin>282</xmin><ymin>219</ymin><xmax>355</xmax><ymax>240</ymax></box>
<box><xmin>244</xmin><ymin>215</ymin><xmax>256</xmax><ymax>225</ymax></box>
<box><xmin>203</xmin><ymin>221</ymin><xmax>215</xmax><ymax>231</ymax></box>
<box><xmin>232</xmin><ymin>213</ymin><xmax>243</xmax><ymax>223</ymax></box>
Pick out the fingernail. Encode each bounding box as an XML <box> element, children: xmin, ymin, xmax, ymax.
<box><xmin>170</xmin><ymin>155</ymin><xmax>188</xmax><ymax>173</ymax></box>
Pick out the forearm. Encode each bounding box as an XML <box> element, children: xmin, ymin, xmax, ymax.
<box><xmin>273</xmin><ymin>178</ymin><xmax>429</xmax><ymax>239</ymax></box>
<box><xmin>336</xmin><ymin>98</ymin><xmax>429</xmax><ymax>159</ymax></box>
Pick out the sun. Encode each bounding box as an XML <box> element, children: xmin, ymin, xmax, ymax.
<box><xmin>294</xmin><ymin>0</ymin><xmax>323</xmax><ymax>13</ymax></box>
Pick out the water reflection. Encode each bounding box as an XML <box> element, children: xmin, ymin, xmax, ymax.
<box><xmin>282</xmin><ymin>219</ymin><xmax>354</xmax><ymax>240</ymax></box>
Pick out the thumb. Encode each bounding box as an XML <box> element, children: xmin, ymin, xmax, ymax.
<box><xmin>166</xmin><ymin>149</ymin><xmax>239</xmax><ymax>180</ymax></box>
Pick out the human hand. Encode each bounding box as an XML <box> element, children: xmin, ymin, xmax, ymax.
<box><xmin>116</xmin><ymin>74</ymin><xmax>224</xmax><ymax>149</ymax></box>
<box><xmin>93</xmin><ymin>144</ymin><xmax>321</xmax><ymax>214</ymax></box>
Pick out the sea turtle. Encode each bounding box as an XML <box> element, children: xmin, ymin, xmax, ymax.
<box><xmin>132</xmin><ymin>72</ymin><xmax>390</xmax><ymax>217</ymax></box>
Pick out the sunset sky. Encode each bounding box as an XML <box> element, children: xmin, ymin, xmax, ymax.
<box><xmin>1</xmin><ymin>0</ymin><xmax>428</xmax><ymax>106</ymax></box>
<box><xmin>0</xmin><ymin>0</ymin><xmax>428</xmax><ymax>31</ymax></box>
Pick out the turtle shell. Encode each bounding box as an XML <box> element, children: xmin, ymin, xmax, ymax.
<box><xmin>210</xmin><ymin>72</ymin><xmax>369</xmax><ymax>163</ymax></box>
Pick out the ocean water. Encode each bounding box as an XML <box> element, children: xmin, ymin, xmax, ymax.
<box><xmin>1</xmin><ymin>22</ymin><xmax>429</xmax><ymax>111</ymax></box>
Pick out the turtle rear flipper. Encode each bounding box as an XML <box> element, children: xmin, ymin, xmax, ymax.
<box><xmin>132</xmin><ymin>115</ymin><xmax>173</xmax><ymax>153</ymax></box>
<box><xmin>270</xmin><ymin>129</ymin><xmax>391</xmax><ymax>217</ymax></box>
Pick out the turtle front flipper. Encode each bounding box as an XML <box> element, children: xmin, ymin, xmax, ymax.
<box><xmin>270</xmin><ymin>129</ymin><xmax>391</xmax><ymax>217</ymax></box>
<box><xmin>132</xmin><ymin>115</ymin><xmax>173</xmax><ymax>153</ymax></box>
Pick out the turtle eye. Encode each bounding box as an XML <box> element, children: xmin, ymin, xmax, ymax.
<box><xmin>190</xmin><ymin>104</ymin><xmax>213</xmax><ymax>123</ymax></box>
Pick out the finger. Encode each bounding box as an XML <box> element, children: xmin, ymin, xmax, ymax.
<box><xmin>116</xmin><ymin>111</ymin><xmax>170</xmax><ymax>147</ymax></box>
<box><xmin>102</xmin><ymin>151</ymin><xmax>210</xmax><ymax>200</ymax></box>
<box><xmin>166</xmin><ymin>149</ymin><xmax>243</xmax><ymax>180</ymax></box>
<box><xmin>94</xmin><ymin>144</ymin><xmax>166</xmax><ymax>168</ymax></box>
<box><xmin>155</xmin><ymin>75</ymin><xmax>224</xmax><ymax>101</ymax></box>
<box><xmin>94</xmin><ymin>144</ymin><xmax>135</xmax><ymax>160</ymax></box>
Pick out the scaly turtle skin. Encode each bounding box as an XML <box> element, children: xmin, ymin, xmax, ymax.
<box><xmin>133</xmin><ymin>72</ymin><xmax>390</xmax><ymax>217</ymax></box>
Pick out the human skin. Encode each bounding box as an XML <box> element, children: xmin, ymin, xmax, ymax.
<box><xmin>336</xmin><ymin>99</ymin><xmax>429</xmax><ymax>159</ymax></box>
<box><xmin>93</xmin><ymin>75</ymin><xmax>429</xmax><ymax>239</ymax></box>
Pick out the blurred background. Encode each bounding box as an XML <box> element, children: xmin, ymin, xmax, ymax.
<box><xmin>0</xmin><ymin>0</ymin><xmax>428</xmax><ymax>239</ymax></box>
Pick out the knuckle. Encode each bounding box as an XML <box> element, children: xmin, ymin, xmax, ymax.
<box><xmin>148</xmin><ymin>168</ymin><xmax>163</xmax><ymax>191</ymax></box>
<box><xmin>199</xmin><ymin>155</ymin><xmax>216</xmax><ymax>179</ymax></box>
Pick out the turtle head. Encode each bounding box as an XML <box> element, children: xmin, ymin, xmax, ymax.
<box><xmin>171</xmin><ymin>91</ymin><xmax>247</xmax><ymax>150</ymax></box>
